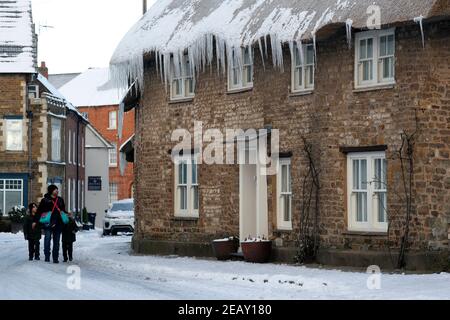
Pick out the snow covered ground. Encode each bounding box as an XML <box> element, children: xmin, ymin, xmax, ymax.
<box><xmin>0</xmin><ymin>231</ymin><xmax>449</xmax><ymax>300</ymax></box>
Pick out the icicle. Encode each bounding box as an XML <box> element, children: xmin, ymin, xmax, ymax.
<box><xmin>414</xmin><ymin>16</ymin><xmax>425</xmax><ymax>49</ymax></box>
<box><xmin>257</xmin><ymin>38</ymin><xmax>264</xmax><ymax>70</ymax></box>
<box><xmin>346</xmin><ymin>18</ymin><xmax>353</xmax><ymax>49</ymax></box>
<box><xmin>296</xmin><ymin>39</ymin><xmax>304</xmax><ymax>66</ymax></box>
<box><xmin>270</xmin><ymin>34</ymin><xmax>284</xmax><ymax>72</ymax></box>
<box><xmin>118</xmin><ymin>101</ymin><xmax>124</xmax><ymax>140</ymax></box>
<box><xmin>312</xmin><ymin>32</ymin><xmax>317</xmax><ymax>69</ymax></box>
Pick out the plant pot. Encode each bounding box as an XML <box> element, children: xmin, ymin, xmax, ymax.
<box><xmin>212</xmin><ymin>238</ymin><xmax>239</xmax><ymax>261</ymax></box>
<box><xmin>241</xmin><ymin>240</ymin><xmax>272</xmax><ymax>263</ymax></box>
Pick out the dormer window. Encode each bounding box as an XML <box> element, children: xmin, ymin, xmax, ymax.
<box><xmin>228</xmin><ymin>47</ymin><xmax>253</xmax><ymax>91</ymax></box>
<box><xmin>170</xmin><ymin>54</ymin><xmax>195</xmax><ymax>101</ymax></box>
<box><xmin>291</xmin><ymin>44</ymin><xmax>315</xmax><ymax>93</ymax></box>
<box><xmin>355</xmin><ymin>29</ymin><xmax>395</xmax><ymax>89</ymax></box>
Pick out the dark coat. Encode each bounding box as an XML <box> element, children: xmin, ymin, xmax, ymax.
<box><xmin>36</xmin><ymin>194</ymin><xmax>67</xmax><ymax>229</ymax></box>
<box><xmin>62</xmin><ymin>218</ymin><xmax>78</xmax><ymax>243</ymax></box>
<box><xmin>23</xmin><ymin>215</ymin><xmax>42</xmax><ymax>241</ymax></box>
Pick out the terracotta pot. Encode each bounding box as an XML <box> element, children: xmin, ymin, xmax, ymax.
<box><xmin>241</xmin><ymin>241</ymin><xmax>272</xmax><ymax>263</ymax></box>
<box><xmin>212</xmin><ymin>238</ymin><xmax>239</xmax><ymax>260</ymax></box>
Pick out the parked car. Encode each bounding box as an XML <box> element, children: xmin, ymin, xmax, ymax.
<box><xmin>103</xmin><ymin>199</ymin><xmax>134</xmax><ymax>236</ymax></box>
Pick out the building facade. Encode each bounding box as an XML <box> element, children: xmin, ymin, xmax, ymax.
<box><xmin>57</xmin><ymin>68</ymin><xmax>135</xmax><ymax>204</ymax></box>
<box><xmin>113</xmin><ymin>1</ymin><xmax>450</xmax><ymax>270</ymax></box>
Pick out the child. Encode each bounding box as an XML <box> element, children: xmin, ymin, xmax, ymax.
<box><xmin>23</xmin><ymin>203</ymin><xmax>41</xmax><ymax>261</ymax></box>
<box><xmin>61</xmin><ymin>213</ymin><xmax>78</xmax><ymax>262</ymax></box>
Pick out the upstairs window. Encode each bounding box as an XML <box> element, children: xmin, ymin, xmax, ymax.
<box><xmin>228</xmin><ymin>47</ymin><xmax>253</xmax><ymax>91</ymax></box>
<box><xmin>109</xmin><ymin>111</ymin><xmax>117</xmax><ymax>130</ymax></box>
<box><xmin>291</xmin><ymin>44</ymin><xmax>315</xmax><ymax>92</ymax></box>
<box><xmin>277</xmin><ymin>158</ymin><xmax>292</xmax><ymax>230</ymax></box>
<box><xmin>5</xmin><ymin>119</ymin><xmax>23</xmax><ymax>151</ymax></box>
<box><xmin>51</xmin><ymin>118</ymin><xmax>61</xmax><ymax>162</ymax></box>
<box><xmin>109</xmin><ymin>143</ymin><xmax>117</xmax><ymax>167</ymax></box>
<box><xmin>170</xmin><ymin>55</ymin><xmax>195</xmax><ymax>101</ymax></box>
<box><xmin>355</xmin><ymin>29</ymin><xmax>395</xmax><ymax>88</ymax></box>
<box><xmin>174</xmin><ymin>154</ymin><xmax>199</xmax><ymax>218</ymax></box>
<box><xmin>347</xmin><ymin>151</ymin><xmax>388</xmax><ymax>232</ymax></box>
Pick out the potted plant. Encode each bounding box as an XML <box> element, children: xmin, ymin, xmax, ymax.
<box><xmin>241</xmin><ymin>236</ymin><xmax>272</xmax><ymax>263</ymax></box>
<box><xmin>8</xmin><ymin>206</ymin><xmax>26</xmax><ymax>233</ymax></box>
<box><xmin>212</xmin><ymin>236</ymin><xmax>239</xmax><ymax>261</ymax></box>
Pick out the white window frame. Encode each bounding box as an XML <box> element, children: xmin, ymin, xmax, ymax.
<box><xmin>347</xmin><ymin>151</ymin><xmax>388</xmax><ymax>232</ymax></box>
<box><xmin>108</xmin><ymin>111</ymin><xmax>117</xmax><ymax>130</ymax></box>
<box><xmin>291</xmin><ymin>44</ymin><xmax>315</xmax><ymax>93</ymax></box>
<box><xmin>228</xmin><ymin>47</ymin><xmax>253</xmax><ymax>91</ymax></box>
<box><xmin>277</xmin><ymin>158</ymin><xmax>293</xmax><ymax>230</ymax></box>
<box><xmin>68</xmin><ymin>131</ymin><xmax>71</xmax><ymax>164</ymax></box>
<box><xmin>51</xmin><ymin>118</ymin><xmax>62</xmax><ymax>162</ymax></box>
<box><xmin>174</xmin><ymin>153</ymin><xmax>199</xmax><ymax>218</ymax></box>
<box><xmin>5</xmin><ymin>119</ymin><xmax>24</xmax><ymax>151</ymax></box>
<box><xmin>72</xmin><ymin>131</ymin><xmax>76</xmax><ymax>165</ymax></box>
<box><xmin>170</xmin><ymin>54</ymin><xmax>195</xmax><ymax>101</ymax></box>
<box><xmin>0</xmin><ymin>179</ymin><xmax>24</xmax><ymax>215</ymax></box>
<box><xmin>109</xmin><ymin>182</ymin><xmax>118</xmax><ymax>204</ymax></box>
<box><xmin>355</xmin><ymin>28</ymin><xmax>396</xmax><ymax>89</ymax></box>
<box><xmin>109</xmin><ymin>143</ymin><xmax>117</xmax><ymax>167</ymax></box>
<box><xmin>67</xmin><ymin>178</ymin><xmax>71</xmax><ymax>212</ymax></box>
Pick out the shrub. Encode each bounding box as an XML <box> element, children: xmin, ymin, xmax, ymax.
<box><xmin>8</xmin><ymin>206</ymin><xmax>26</xmax><ymax>224</ymax></box>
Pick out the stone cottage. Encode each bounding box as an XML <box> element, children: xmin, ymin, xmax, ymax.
<box><xmin>111</xmin><ymin>0</ymin><xmax>450</xmax><ymax>270</ymax></box>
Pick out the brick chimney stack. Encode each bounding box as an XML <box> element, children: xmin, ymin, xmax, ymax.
<box><xmin>38</xmin><ymin>61</ymin><xmax>48</xmax><ymax>79</ymax></box>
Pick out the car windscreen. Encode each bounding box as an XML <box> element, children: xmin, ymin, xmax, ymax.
<box><xmin>111</xmin><ymin>203</ymin><xmax>134</xmax><ymax>212</ymax></box>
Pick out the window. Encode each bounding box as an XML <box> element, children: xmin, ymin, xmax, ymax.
<box><xmin>291</xmin><ymin>44</ymin><xmax>315</xmax><ymax>92</ymax></box>
<box><xmin>277</xmin><ymin>158</ymin><xmax>292</xmax><ymax>230</ymax></box>
<box><xmin>5</xmin><ymin>119</ymin><xmax>23</xmax><ymax>151</ymax></box>
<box><xmin>109</xmin><ymin>143</ymin><xmax>117</xmax><ymax>167</ymax></box>
<box><xmin>109</xmin><ymin>111</ymin><xmax>117</xmax><ymax>130</ymax></box>
<box><xmin>27</xmin><ymin>85</ymin><xmax>39</xmax><ymax>99</ymax></box>
<box><xmin>81</xmin><ymin>137</ymin><xmax>85</xmax><ymax>167</ymax></box>
<box><xmin>228</xmin><ymin>47</ymin><xmax>253</xmax><ymax>91</ymax></box>
<box><xmin>82</xmin><ymin>112</ymin><xmax>89</xmax><ymax>120</ymax></box>
<box><xmin>71</xmin><ymin>179</ymin><xmax>75</xmax><ymax>212</ymax></box>
<box><xmin>109</xmin><ymin>183</ymin><xmax>118</xmax><ymax>204</ymax></box>
<box><xmin>347</xmin><ymin>152</ymin><xmax>388</xmax><ymax>232</ymax></box>
<box><xmin>68</xmin><ymin>131</ymin><xmax>71</xmax><ymax>164</ymax></box>
<box><xmin>170</xmin><ymin>54</ymin><xmax>195</xmax><ymax>100</ymax></box>
<box><xmin>174</xmin><ymin>154</ymin><xmax>199</xmax><ymax>217</ymax></box>
<box><xmin>72</xmin><ymin>131</ymin><xmax>76</xmax><ymax>165</ymax></box>
<box><xmin>355</xmin><ymin>29</ymin><xmax>395</xmax><ymax>88</ymax></box>
<box><xmin>0</xmin><ymin>179</ymin><xmax>24</xmax><ymax>215</ymax></box>
<box><xmin>51</xmin><ymin>118</ymin><xmax>61</xmax><ymax>162</ymax></box>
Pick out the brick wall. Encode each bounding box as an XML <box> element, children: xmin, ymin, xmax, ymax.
<box><xmin>134</xmin><ymin>21</ymin><xmax>449</xmax><ymax>255</ymax></box>
<box><xmin>78</xmin><ymin>105</ymin><xmax>135</xmax><ymax>200</ymax></box>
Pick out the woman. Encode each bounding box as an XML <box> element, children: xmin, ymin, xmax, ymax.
<box><xmin>37</xmin><ymin>185</ymin><xmax>67</xmax><ymax>263</ymax></box>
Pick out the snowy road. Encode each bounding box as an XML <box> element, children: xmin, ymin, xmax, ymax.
<box><xmin>0</xmin><ymin>231</ymin><xmax>449</xmax><ymax>300</ymax></box>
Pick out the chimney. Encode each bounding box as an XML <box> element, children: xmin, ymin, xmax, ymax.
<box><xmin>143</xmin><ymin>0</ymin><xmax>147</xmax><ymax>15</ymax></box>
<box><xmin>38</xmin><ymin>61</ymin><xmax>48</xmax><ymax>79</ymax></box>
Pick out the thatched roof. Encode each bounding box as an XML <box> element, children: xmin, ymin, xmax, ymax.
<box><xmin>0</xmin><ymin>0</ymin><xmax>36</xmax><ymax>73</ymax></box>
<box><xmin>110</xmin><ymin>0</ymin><xmax>449</xmax><ymax>89</ymax></box>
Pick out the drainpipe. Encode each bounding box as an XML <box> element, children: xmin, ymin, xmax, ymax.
<box><xmin>75</xmin><ymin>113</ymin><xmax>80</xmax><ymax>217</ymax></box>
<box><xmin>26</xmin><ymin>75</ymin><xmax>34</xmax><ymax>203</ymax></box>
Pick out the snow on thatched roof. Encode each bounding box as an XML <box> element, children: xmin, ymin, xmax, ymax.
<box><xmin>0</xmin><ymin>0</ymin><xmax>36</xmax><ymax>73</ymax></box>
<box><xmin>110</xmin><ymin>0</ymin><xmax>449</xmax><ymax>90</ymax></box>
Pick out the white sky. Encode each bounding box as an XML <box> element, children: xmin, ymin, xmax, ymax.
<box><xmin>32</xmin><ymin>0</ymin><xmax>156</xmax><ymax>74</ymax></box>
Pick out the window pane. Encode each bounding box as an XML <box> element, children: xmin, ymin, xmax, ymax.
<box><xmin>382</xmin><ymin>57</ymin><xmax>394</xmax><ymax>79</ymax></box>
<box><xmin>305</xmin><ymin>65</ymin><xmax>314</xmax><ymax>88</ymax></box>
<box><xmin>283</xmin><ymin>194</ymin><xmax>291</xmax><ymax>222</ymax></box>
<box><xmin>356</xmin><ymin>192</ymin><xmax>367</xmax><ymax>222</ymax></box>
<box><xmin>377</xmin><ymin>192</ymin><xmax>387</xmax><ymax>222</ymax></box>
<box><xmin>380</xmin><ymin>36</ymin><xmax>387</xmax><ymax>56</ymax></box>
<box><xmin>281</xmin><ymin>165</ymin><xmax>288</xmax><ymax>192</ymax></box>
<box><xmin>360</xmin><ymin>159</ymin><xmax>367</xmax><ymax>190</ymax></box>
<box><xmin>192</xmin><ymin>161</ymin><xmax>197</xmax><ymax>184</ymax></box>
<box><xmin>6</xmin><ymin>120</ymin><xmax>23</xmax><ymax>151</ymax></box>
<box><xmin>359</xmin><ymin>39</ymin><xmax>367</xmax><ymax>59</ymax></box>
<box><xmin>243</xmin><ymin>47</ymin><xmax>251</xmax><ymax>64</ymax></box>
<box><xmin>363</xmin><ymin>61</ymin><xmax>373</xmax><ymax>81</ymax></box>
<box><xmin>244</xmin><ymin>65</ymin><xmax>252</xmax><ymax>84</ymax></box>
<box><xmin>192</xmin><ymin>186</ymin><xmax>199</xmax><ymax>210</ymax></box>
<box><xmin>367</xmin><ymin>38</ymin><xmax>373</xmax><ymax>58</ymax></box>
<box><xmin>296</xmin><ymin>67</ymin><xmax>302</xmax><ymax>87</ymax></box>
<box><xmin>306</xmin><ymin>46</ymin><xmax>314</xmax><ymax>64</ymax></box>
<box><xmin>353</xmin><ymin>160</ymin><xmax>359</xmax><ymax>189</ymax></box>
<box><xmin>5</xmin><ymin>191</ymin><xmax>22</xmax><ymax>213</ymax></box>
<box><xmin>179</xmin><ymin>186</ymin><xmax>187</xmax><ymax>210</ymax></box>
<box><xmin>0</xmin><ymin>190</ymin><xmax>4</xmax><ymax>216</ymax></box>
<box><xmin>387</xmin><ymin>35</ymin><xmax>395</xmax><ymax>55</ymax></box>
<box><xmin>295</xmin><ymin>47</ymin><xmax>301</xmax><ymax>66</ymax></box>
<box><xmin>178</xmin><ymin>162</ymin><xmax>187</xmax><ymax>184</ymax></box>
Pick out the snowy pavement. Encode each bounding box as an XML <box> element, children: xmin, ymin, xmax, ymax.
<box><xmin>0</xmin><ymin>231</ymin><xmax>449</xmax><ymax>300</ymax></box>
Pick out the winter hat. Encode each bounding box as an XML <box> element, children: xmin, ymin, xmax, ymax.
<box><xmin>47</xmin><ymin>184</ymin><xmax>59</xmax><ymax>195</ymax></box>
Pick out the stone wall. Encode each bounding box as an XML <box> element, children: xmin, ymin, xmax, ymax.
<box><xmin>133</xmin><ymin>21</ymin><xmax>450</xmax><ymax>268</ymax></box>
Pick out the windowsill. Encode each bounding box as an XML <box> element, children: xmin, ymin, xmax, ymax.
<box><xmin>46</xmin><ymin>161</ymin><xmax>66</xmax><ymax>166</ymax></box>
<box><xmin>172</xmin><ymin>216</ymin><xmax>199</xmax><ymax>221</ymax></box>
<box><xmin>168</xmin><ymin>97</ymin><xmax>194</xmax><ymax>105</ymax></box>
<box><xmin>107</xmin><ymin>128</ymin><xmax>117</xmax><ymax>131</ymax></box>
<box><xmin>226</xmin><ymin>86</ymin><xmax>253</xmax><ymax>95</ymax></box>
<box><xmin>109</xmin><ymin>165</ymin><xmax>118</xmax><ymax>168</ymax></box>
<box><xmin>5</xmin><ymin>150</ymin><xmax>25</xmax><ymax>153</ymax></box>
<box><xmin>289</xmin><ymin>89</ymin><xmax>314</xmax><ymax>97</ymax></box>
<box><xmin>343</xmin><ymin>230</ymin><xmax>388</xmax><ymax>237</ymax></box>
<box><xmin>353</xmin><ymin>83</ymin><xmax>395</xmax><ymax>93</ymax></box>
